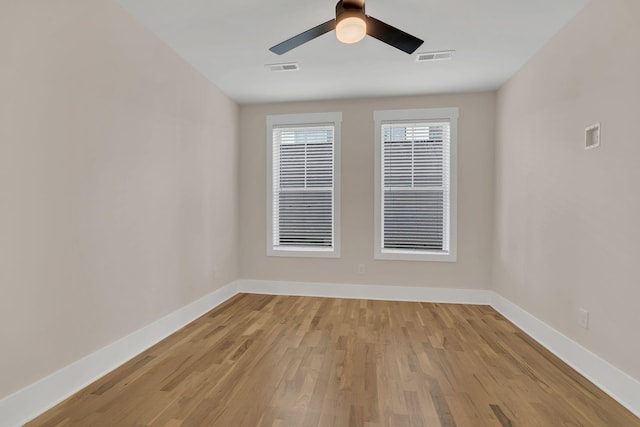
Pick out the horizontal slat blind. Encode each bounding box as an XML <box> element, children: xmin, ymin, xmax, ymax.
<box><xmin>273</xmin><ymin>125</ymin><xmax>335</xmax><ymax>249</ymax></box>
<box><xmin>382</xmin><ymin>121</ymin><xmax>450</xmax><ymax>252</ymax></box>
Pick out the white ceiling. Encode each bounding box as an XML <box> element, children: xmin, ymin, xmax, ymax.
<box><xmin>116</xmin><ymin>0</ymin><xmax>588</xmax><ymax>104</ymax></box>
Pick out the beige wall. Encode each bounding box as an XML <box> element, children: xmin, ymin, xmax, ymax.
<box><xmin>0</xmin><ymin>1</ymin><xmax>239</xmax><ymax>398</ymax></box>
<box><xmin>494</xmin><ymin>0</ymin><xmax>640</xmax><ymax>381</ymax></box>
<box><xmin>240</xmin><ymin>93</ymin><xmax>495</xmax><ymax>289</ymax></box>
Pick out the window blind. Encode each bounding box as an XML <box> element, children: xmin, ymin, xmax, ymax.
<box><xmin>381</xmin><ymin>121</ymin><xmax>450</xmax><ymax>252</ymax></box>
<box><xmin>272</xmin><ymin>125</ymin><xmax>335</xmax><ymax>250</ymax></box>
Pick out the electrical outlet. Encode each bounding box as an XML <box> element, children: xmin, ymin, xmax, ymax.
<box><xmin>579</xmin><ymin>308</ymin><xmax>589</xmax><ymax>329</ymax></box>
<box><xmin>357</xmin><ymin>264</ymin><xmax>365</xmax><ymax>274</ymax></box>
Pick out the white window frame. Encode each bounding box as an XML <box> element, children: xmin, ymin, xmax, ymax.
<box><xmin>266</xmin><ymin>112</ymin><xmax>342</xmax><ymax>258</ymax></box>
<box><xmin>374</xmin><ymin>108</ymin><xmax>458</xmax><ymax>262</ymax></box>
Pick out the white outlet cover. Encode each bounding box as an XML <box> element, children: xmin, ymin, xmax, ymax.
<box><xmin>579</xmin><ymin>308</ymin><xmax>590</xmax><ymax>329</ymax></box>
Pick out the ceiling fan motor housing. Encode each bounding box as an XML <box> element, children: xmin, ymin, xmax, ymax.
<box><xmin>335</xmin><ymin>0</ymin><xmax>366</xmax><ymax>23</ymax></box>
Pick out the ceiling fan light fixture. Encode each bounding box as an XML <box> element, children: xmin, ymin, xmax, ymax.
<box><xmin>269</xmin><ymin>0</ymin><xmax>424</xmax><ymax>55</ymax></box>
<box><xmin>336</xmin><ymin>16</ymin><xmax>366</xmax><ymax>44</ymax></box>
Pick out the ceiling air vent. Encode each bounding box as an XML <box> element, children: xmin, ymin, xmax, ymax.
<box><xmin>416</xmin><ymin>50</ymin><xmax>455</xmax><ymax>62</ymax></box>
<box><xmin>267</xmin><ymin>62</ymin><xmax>300</xmax><ymax>72</ymax></box>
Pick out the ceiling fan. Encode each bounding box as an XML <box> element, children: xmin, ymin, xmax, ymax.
<box><xmin>269</xmin><ymin>0</ymin><xmax>424</xmax><ymax>55</ymax></box>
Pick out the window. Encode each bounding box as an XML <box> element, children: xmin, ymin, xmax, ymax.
<box><xmin>267</xmin><ymin>112</ymin><xmax>341</xmax><ymax>257</ymax></box>
<box><xmin>374</xmin><ymin>108</ymin><xmax>458</xmax><ymax>261</ymax></box>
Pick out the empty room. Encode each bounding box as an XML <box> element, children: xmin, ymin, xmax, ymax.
<box><xmin>1</xmin><ymin>0</ymin><xmax>639</xmax><ymax>426</ymax></box>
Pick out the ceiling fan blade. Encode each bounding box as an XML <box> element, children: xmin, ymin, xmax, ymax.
<box><xmin>270</xmin><ymin>19</ymin><xmax>337</xmax><ymax>55</ymax></box>
<box><xmin>365</xmin><ymin>15</ymin><xmax>423</xmax><ymax>54</ymax></box>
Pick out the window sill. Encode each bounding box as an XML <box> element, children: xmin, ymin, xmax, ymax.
<box><xmin>268</xmin><ymin>246</ymin><xmax>340</xmax><ymax>258</ymax></box>
<box><xmin>375</xmin><ymin>249</ymin><xmax>456</xmax><ymax>262</ymax></box>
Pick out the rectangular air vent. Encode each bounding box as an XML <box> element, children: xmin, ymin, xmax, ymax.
<box><xmin>416</xmin><ymin>50</ymin><xmax>455</xmax><ymax>62</ymax></box>
<box><xmin>585</xmin><ymin>123</ymin><xmax>601</xmax><ymax>150</ymax></box>
<box><xmin>267</xmin><ymin>62</ymin><xmax>300</xmax><ymax>72</ymax></box>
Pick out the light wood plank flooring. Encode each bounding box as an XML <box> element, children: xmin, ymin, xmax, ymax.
<box><xmin>27</xmin><ymin>294</ymin><xmax>640</xmax><ymax>426</ymax></box>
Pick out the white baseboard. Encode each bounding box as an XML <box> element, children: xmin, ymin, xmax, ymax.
<box><xmin>237</xmin><ymin>279</ymin><xmax>492</xmax><ymax>305</ymax></box>
<box><xmin>490</xmin><ymin>292</ymin><xmax>640</xmax><ymax>419</ymax></box>
<box><xmin>2</xmin><ymin>280</ymin><xmax>638</xmax><ymax>425</ymax></box>
<box><xmin>0</xmin><ymin>281</ymin><xmax>240</xmax><ymax>427</ymax></box>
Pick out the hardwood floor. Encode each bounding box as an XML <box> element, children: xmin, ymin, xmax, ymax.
<box><xmin>27</xmin><ymin>294</ymin><xmax>640</xmax><ymax>427</ymax></box>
